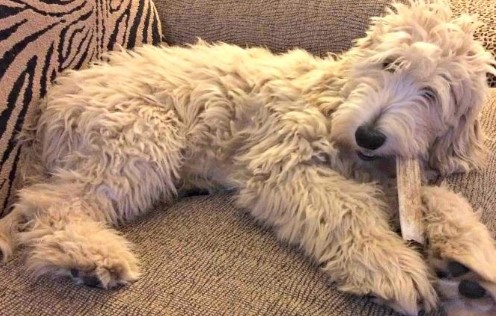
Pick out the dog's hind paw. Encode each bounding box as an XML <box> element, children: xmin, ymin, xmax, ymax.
<box><xmin>23</xmin><ymin>221</ymin><xmax>140</xmax><ymax>289</ymax></box>
<box><xmin>65</xmin><ymin>258</ymin><xmax>140</xmax><ymax>289</ymax></box>
<box><xmin>0</xmin><ymin>236</ymin><xmax>13</xmax><ymax>263</ymax></box>
<box><xmin>0</xmin><ymin>210</ymin><xmax>21</xmax><ymax>263</ymax></box>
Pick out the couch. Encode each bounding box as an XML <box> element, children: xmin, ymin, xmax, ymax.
<box><xmin>1</xmin><ymin>0</ymin><xmax>495</xmax><ymax>315</ymax></box>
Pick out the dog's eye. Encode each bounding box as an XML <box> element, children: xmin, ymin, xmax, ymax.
<box><xmin>422</xmin><ymin>87</ymin><xmax>437</xmax><ymax>102</ymax></box>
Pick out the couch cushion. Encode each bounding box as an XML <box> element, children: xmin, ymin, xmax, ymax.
<box><xmin>0</xmin><ymin>0</ymin><xmax>163</xmax><ymax>216</ymax></box>
<box><xmin>0</xmin><ymin>194</ymin><xmax>434</xmax><ymax>316</ymax></box>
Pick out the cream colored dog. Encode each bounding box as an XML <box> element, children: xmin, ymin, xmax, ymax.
<box><xmin>1</xmin><ymin>1</ymin><xmax>495</xmax><ymax>315</ymax></box>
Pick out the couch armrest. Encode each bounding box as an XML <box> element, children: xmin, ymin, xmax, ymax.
<box><xmin>0</xmin><ymin>0</ymin><xmax>162</xmax><ymax>216</ymax></box>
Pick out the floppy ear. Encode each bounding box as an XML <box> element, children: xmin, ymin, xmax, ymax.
<box><xmin>428</xmin><ymin>113</ymin><xmax>486</xmax><ymax>176</ymax></box>
<box><xmin>428</xmin><ymin>67</ymin><xmax>490</xmax><ymax>175</ymax></box>
<box><xmin>427</xmin><ymin>11</ymin><xmax>496</xmax><ymax>176</ymax></box>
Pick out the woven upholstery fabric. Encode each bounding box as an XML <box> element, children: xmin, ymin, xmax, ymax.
<box><xmin>0</xmin><ymin>0</ymin><xmax>162</xmax><ymax>216</ymax></box>
<box><xmin>155</xmin><ymin>0</ymin><xmax>407</xmax><ymax>56</ymax></box>
<box><xmin>2</xmin><ymin>89</ymin><xmax>495</xmax><ymax>316</ymax></box>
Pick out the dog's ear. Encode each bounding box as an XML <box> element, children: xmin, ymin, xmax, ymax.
<box><xmin>428</xmin><ymin>115</ymin><xmax>486</xmax><ymax>176</ymax></box>
<box><xmin>427</xmin><ymin>11</ymin><xmax>495</xmax><ymax>176</ymax></box>
<box><xmin>428</xmin><ymin>77</ymin><xmax>488</xmax><ymax>176</ymax></box>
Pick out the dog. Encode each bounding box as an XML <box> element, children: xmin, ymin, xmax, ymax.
<box><xmin>0</xmin><ymin>1</ymin><xmax>495</xmax><ymax>315</ymax></box>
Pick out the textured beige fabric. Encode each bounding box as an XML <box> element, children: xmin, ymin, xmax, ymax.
<box><xmin>155</xmin><ymin>0</ymin><xmax>407</xmax><ymax>56</ymax></box>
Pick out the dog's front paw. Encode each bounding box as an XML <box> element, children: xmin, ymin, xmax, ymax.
<box><xmin>424</xmin><ymin>207</ymin><xmax>496</xmax><ymax>314</ymax></box>
<box><xmin>430</xmin><ymin>257</ymin><xmax>496</xmax><ymax>315</ymax></box>
<box><xmin>368</xmin><ymin>261</ymin><xmax>437</xmax><ymax>316</ymax></box>
<box><xmin>367</xmin><ymin>273</ymin><xmax>436</xmax><ymax>315</ymax></box>
<box><xmin>0</xmin><ymin>211</ymin><xmax>20</xmax><ymax>263</ymax></box>
<box><xmin>338</xmin><ymin>242</ymin><xmax>437</xmax><ymax>315</ymax></box>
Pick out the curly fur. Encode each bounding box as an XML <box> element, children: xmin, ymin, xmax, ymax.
<box><xmin>1</xmin><ymin>1</ymin><xmax>496</xmax><ymax>315</ymax></box>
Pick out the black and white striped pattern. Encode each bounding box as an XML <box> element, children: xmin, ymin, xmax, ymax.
<box><xmin>0</xmin><ymin>0</ymin><xmax>162</xmax><ymax>215</ymax></box>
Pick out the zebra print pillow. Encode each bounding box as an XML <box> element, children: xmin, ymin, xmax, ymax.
<box><xmin>0</xmin><ymin>0</ymin><xmax>162</xmax><ymax>216</ymax></box>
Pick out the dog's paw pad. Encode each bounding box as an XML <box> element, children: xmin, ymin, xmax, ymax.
<box><xmin>81</xmin><ymin>275</ymin><xmax>102</xmax><ymax>288</ymax></box>
<box><xmin>431</xmin><ymin>259</ymin><xmax>472</xmax><ymax>280</ymax></box>
<box><xmin>447</xmin><ymin>261</ymin><xmax>470</xmax><ymax>278</ymax></box>
<box><xmin>70</xmin><ymin>268</ymin><xmax>104</xmax><ymax>288</ymax></box>
<box><xmin>435</xmin><ymin>270</ymin><xmax>448</xmax><ymax>279</ymax></box>
<box><xmin>458</xmin><ymin>280</ymin><xmax>487</xmax><ymax>299</ymax></box>
<box><xmin>70</xmin><ymin>268</ymin><xmax>79</xmax><ymax>278</ymax></box>
<box><xmin>68</xmin><ymin>265</ymin><xmax>136</xmax><ymax>289</ymax></box>
<box><xmin>432</xmin><ymin>258</ymin><xmax>496</xmax><ymax>309</ymax></box>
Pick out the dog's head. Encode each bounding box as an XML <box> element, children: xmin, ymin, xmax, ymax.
<box><xmin>330</xmin><ymin>0</ymin><xmax>495</xmax><ymax>176</ymax></box>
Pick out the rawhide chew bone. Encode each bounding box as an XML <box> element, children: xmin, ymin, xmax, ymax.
<box><xmin>396</xmin><ymin>158</ymin><xmax>424</xmax><ymax>244</ymax></box>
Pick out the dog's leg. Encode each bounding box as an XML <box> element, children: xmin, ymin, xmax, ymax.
<box><xmin>0</xmin><ymin>207</ymin><xmax>25</xmax><ymax>262</ymax></box>
<box><xmin>6</xmin><ymin>135</ymin><xmax>184</xmax><ymax>287</ymax></box>
<box><xmin>422</xmin><ymin>186</ymin><xmax>496</xmax><ymax>309</ymax></box>
<box><xmin>4</xmin><ymin>181</ymin><xmax>142</xmax><ymax>289</ymax></box>
<box><xmin>0</xmin><ymin>104</ymin><xmax>186</xmax><ymax>288</ymax></box>
<box><xmin>236</xmin><ymin>165</ymin><xmax>437</xmax><ymax>315</ymax></box>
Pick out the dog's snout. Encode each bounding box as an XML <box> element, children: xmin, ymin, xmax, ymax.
<box><xmin>355</xmin><ymin>125</ymin><xmax>386</xmax><ymax>150</ymax></box>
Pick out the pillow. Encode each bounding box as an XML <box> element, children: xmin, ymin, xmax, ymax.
<box><xmin>450</xmin><ymin>0</ymin><xmax>496</xmax><ymax>87</ymax></box>
<box><xmin>0</xmin><ymin>0</ymin><xmax>162</xmax><ymax>216</ymax></box>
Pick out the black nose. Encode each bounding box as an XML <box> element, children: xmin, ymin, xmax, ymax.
<box><xmin>355</xmin><ymin>125</ymin><xmax>386</xmax><ymax>150</ymax></box>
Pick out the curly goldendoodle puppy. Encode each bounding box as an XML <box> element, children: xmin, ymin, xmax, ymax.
<box><xmin>0</xmin><ymin>1</ymin><xmax>495</xmax><ymax>315</ymax></box>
